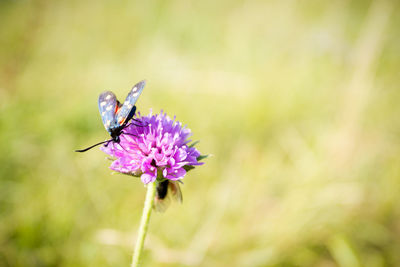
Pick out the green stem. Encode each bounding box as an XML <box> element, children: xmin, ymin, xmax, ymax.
<box><xmin>131</xmin><ymin>181</ymin><xmax>156</xmax><ymax>267</ymax></box>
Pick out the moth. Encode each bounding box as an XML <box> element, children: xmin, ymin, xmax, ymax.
<box><xmin>75</xmin><ymin>80</ymin><xmax>146</xmax><ymax>152</ymax></box>
<box><xmin>75</xmin><ymin>80</ymin><xmax>181</xmax><ymax>210</ymax></box>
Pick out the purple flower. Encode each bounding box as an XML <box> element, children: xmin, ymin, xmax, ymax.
<box><xmin>101</xmin><ymin>111</ymin><xmax>204</xmax><ymax>184</ymax></box>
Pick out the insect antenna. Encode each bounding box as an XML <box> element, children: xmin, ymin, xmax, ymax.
<box><xmin>75</xmin><ymin>139</ymin><xmax>112</xmax><ymax>152</ymax></box>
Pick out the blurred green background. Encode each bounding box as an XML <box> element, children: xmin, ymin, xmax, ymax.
<box><xmin>1</xmin><ymin>0</ymin><xmax>400</xmax><ymax>266</ymax></box>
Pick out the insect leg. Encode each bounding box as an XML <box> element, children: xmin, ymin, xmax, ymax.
<box><xmin>111</xmin><ymin>137</ymin><xmax>129</xmax><ymax>153</ymax></box>
<box><xmin>117</xmin><ymin>142</ymin><xmax>130</xmax><ymax>153</ymax></box>
<box><xmin>125</xmin><ymin>122</ymin><xmax>147</xmax><ymax>128</ymax></box>
<box><xmin>125</xmin><ymin>118</ymin><xmax>148</xmax><ymax>128</ymax></box>
<box><xmin>132</xmin><ymin>118</ymin><xmax>149</xmax><ymax>127</ymax></box>
<box><xmin>121</xmin><ymin>131</ymin><xmax>139</xmax><ymax>138</ymax></box>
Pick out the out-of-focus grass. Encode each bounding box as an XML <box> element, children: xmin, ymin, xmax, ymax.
<box><xmin>1</xmin><ymin>0</ymin><xmax>400</xmax><ymax>266</ymax></box>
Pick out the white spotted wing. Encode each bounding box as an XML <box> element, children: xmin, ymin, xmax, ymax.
<box><xmin>116</xmin><ymin>80</ymin><xmax>146</xmax><ymax>125</ymax></box>
<box><xmin>98</xmin><ymin>91</ymin><xmax>118</xmax><ymax>132</ymax></box>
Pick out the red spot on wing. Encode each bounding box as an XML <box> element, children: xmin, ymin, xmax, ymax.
<box><xmin>115</xmin><ymin>105</ymin><xmax>127</xmax><ymax>125</ymax></box>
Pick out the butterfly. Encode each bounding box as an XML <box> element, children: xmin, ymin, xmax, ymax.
<box><xmin>75</xmin><ymin>80</ymin><xmax>146</xmax><ymax>152</ymax></box>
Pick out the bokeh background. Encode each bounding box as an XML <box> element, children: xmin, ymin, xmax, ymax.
<box><xmin>1</xmin><ymin>0</ymin><xmax>400</xmax><ymax>266</ymax></box>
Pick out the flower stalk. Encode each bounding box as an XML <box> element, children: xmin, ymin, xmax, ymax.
<box><xmin>131</xmin><ymin>181</ymin><xmax>156</xmax><ymax>267</ymax></box>
<box><xmin>99</xmin><ymin>111</ymin><xmax>205</xmax><ymax>265</ymax></box>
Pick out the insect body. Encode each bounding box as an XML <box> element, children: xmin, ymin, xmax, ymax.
<box><xmin>154</xmin><ymin>180</ymin><xmax>183</xmax><ymax>212</ymax></box>
<box><xmin>75</xmin><ymin>80</ymin><xmax>146</xmax><ymax>152</ymax></box>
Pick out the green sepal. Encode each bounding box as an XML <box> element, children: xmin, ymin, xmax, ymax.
<box><xmin>156</xmin><ymin>168</ymin><xmax>167</xmax><ymax>182</ymax></box>
<box><xmin>122</xmin><ymin>171</ymin><xmax>141</xmax><ymax>178</ymax></box>
<box><xmin>188</xmin><ymin>140</ymin><xmax>200</xmax><ymax>148</ymax></box>
<box><xmin>183</xmin><ymin>165</ymin><xmax>195</xmax><ymax>172</ymax></box>
<box><xmin>197</xmin><ymin>154</ymin><xmax>209</xmax><ymax>161</ymax></box>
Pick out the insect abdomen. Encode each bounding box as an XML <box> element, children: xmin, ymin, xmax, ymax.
<box><xmin>156</xmin><ymin>180</ymin><xmax>169</xmax><ymax>200</ymax></box>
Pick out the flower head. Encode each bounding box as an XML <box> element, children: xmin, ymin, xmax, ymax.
<box><xmin>101</xmin><ymin>111</ymin><xmax>204</xmax><ymax>184</ymax></box>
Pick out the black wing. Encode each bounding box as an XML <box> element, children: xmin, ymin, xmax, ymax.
<box><xmin>98</xmin><ymin>91</ymin><xmax>118</xmax><ymax>132</ymax></box>
<box><xmin>116</xmin><ymin>80</ymin><xmax>146</xmax><ymax>126</ymax></box>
